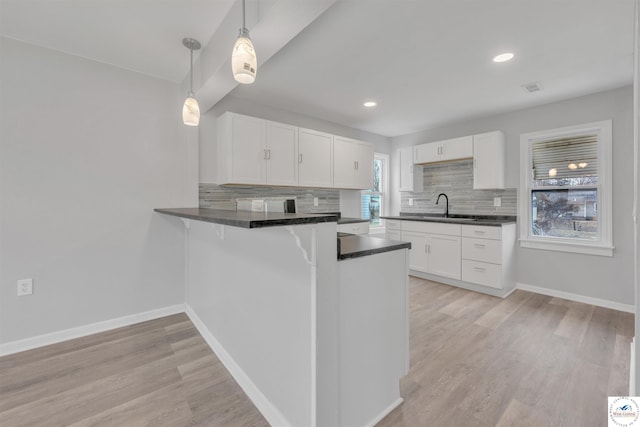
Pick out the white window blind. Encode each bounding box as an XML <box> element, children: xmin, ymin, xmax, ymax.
<box><xmin>531</xmin><ymin>134</ymin><xmax>598</xmax><ymax>180</ymax></box>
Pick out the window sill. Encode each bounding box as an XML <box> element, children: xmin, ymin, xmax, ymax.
<box><xmin>519</xmin><ymin>238</ymin><xmax>614</xmax><ymax>257</ymax></box>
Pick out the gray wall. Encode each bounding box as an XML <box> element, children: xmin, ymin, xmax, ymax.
<box><xmin>391</xmin><ymin>86</ymin><xmax>633</xmax><ymax>304</ymax></box>
<box><xmin>0</xmin><ymin>38</ymin><xmax>188</xmax><ymax>344</ymax></box>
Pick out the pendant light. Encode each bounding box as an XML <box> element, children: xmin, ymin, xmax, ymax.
<box><xmin>182</xmin><ymin>37</ymin><xmax>201</xmax><ymax>126</ymax></box>
<box><xmin>232</xmin><ymin>0</ymin><xmax>257</xmax><ymax>84</ymax></box>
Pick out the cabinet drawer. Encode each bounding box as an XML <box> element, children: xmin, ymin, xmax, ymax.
<box><xmin>386</xmin><ymin>220</ymin><xmax>402</xmax><ymax>231</ymax></box>
<box><xmin>402</xmin><ymin>221</ymin><xmax>461</xmax><ymax>236</ymax></box>
<box><xmin>462</xmin><ymin>260</ymin><xmax>502</xmax><ymax>289</ymax></box>
<box><xmin>462</xmin><ymin>238</ymin><xmax>501</xmax><ymax>264</ymax></box>
<box><xmin>338</xmin><ymin>222</ymin><xmax>370</xmax><ymax>235</ymax></box>
<box><xmin>462</xmin><ymin>225</ymin><xmax>502</xmax><ymax>240</ymax></box>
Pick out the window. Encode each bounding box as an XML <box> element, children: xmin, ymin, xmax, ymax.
<box><xmin>362</xmin><ymin>153</ymin><xmax>389</xmax><ymax>228</ymax></box>
<box><xmin>519</xmin><ymin>120</ymin><xmax>613</xmax><ymax>256</ymax></box>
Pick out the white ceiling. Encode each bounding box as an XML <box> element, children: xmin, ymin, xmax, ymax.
<box><xmin>231</xmin><ymin>0</ymin><xmax>635</xmax><ymax>137</ymax></box>
<box><xmin>0</xmin><ymin>0</ymin><xmax>235</xmax><ymax>82</ymax></box>
<box><xmin>0</xmin><ymin>0</ymin><xmax>634</xmax><ymax>137</ymax></box>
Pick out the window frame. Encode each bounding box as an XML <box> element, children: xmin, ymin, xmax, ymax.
<box><xmin>519</xmin><ymin>120</ymin><xmax>613</xmax><ymax>256</ymax></box>
<box><xmin>362</xmin><ymin>153</ymin><xmax>389</xmax><ymax>229</ymax></box>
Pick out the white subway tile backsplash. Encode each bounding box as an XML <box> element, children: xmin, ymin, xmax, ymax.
<box><xmin>401</xmin><ymin>160</ymin><xmax>517</xmax><ymax>215</ymax></box>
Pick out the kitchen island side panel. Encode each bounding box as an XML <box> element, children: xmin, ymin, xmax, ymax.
<box><xmin>186</xmin><ymin>220</ymin><xmax>337</xmax><ymax>427</ymax></box>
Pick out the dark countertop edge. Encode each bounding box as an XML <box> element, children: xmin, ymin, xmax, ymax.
<box><xmin>155</xmin><ymin>208</ymin><xmax>338</xmax><ymax>229</ymax></box>
<box><xmin>381</xmin><ymin>214</ymin><xmax>517</xmax><ymax>226</ymax></box>
<box><xmin>338</xmin><ymin>235</ymin><xmax>411</xmax><ymax>261</ymax></box>
<box><xmin>338</xmin><ymin>217</ymin><xmax>369</xmax><ymax>225</ymax></box>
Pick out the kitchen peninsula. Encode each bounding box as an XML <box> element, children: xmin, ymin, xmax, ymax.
<box><xmin>155</xmin><ymin>208</ymin><xmax>411</xmax><ymax>427</ymax></box>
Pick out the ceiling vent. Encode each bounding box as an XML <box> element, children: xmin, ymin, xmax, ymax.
<box><xmin>521</xmin><ymin>81</ymin><xmax>543</xmax><ymax>93</ymax></box>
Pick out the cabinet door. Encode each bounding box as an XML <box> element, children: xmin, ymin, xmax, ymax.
<box><xmin>427</xmin><ymin>234</ymin><xmax>461</xmax><ymax>279</ymax></box>
<box><xmin>333</xmin><ymin>137</ymin><xmax>358</xmax><ymax>188</ymax></box>
<box><xmin>473</xmin><ymin>131</ymin><xmax>505</xmax><ymax>189</ymax></box>
<box><xmin>440</xmin><ymin>136</ymin><xmax>473</xmax><ymax>161</ymax></box>
<box><xmin>399</xmin><ymin>147</ymin><xmax>423</xmax><ymax>192</ymax></box>
<box><xmin>230</xmin><ymin>114</ymin><xmax>266</xmax><ymax>184</ymax></box>
<box><xmin>354</xmin><ymin>142</ymin><xmax>374</xmax><ymax>190</ymax></box>
<box><xmin>298</xmin><ymin>128</ymin><xmax>333</xmax><ymax>187</ymax></box>
<box><xmin>413</xmin><ymin>143</ymin><xmax>440</xmax><ymax>164</ymax></box>
<box><xmin>402</xmin><ymin>231</ymin><xmax>428</xmax><ymax>273</ymax></box>
<box><xmin>266</xmin><ymin>121</ymin><xmax>298</xmax><ymax>186</ymax></box>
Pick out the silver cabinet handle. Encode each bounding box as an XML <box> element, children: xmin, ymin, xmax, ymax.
<box><xmin>474</xmin><ymin>266</ymin><xmax>486</xmax><ymax>272</ymax></box>
<box><xmin>263</xmin><ymin>149</ymin><xmax>268</xmax><ymax>160</ymax></box>
<box><xmin>474</xmin><ymin>230</ymin><xmax>486</xmax><ymax>235</ymax></box>
<box><xmin>474</xmin><ymin>243</ymin><xmax>486</xmax><ymax>248</ymax></box>
<box><xmin>424</xmin><ymin>244</ymin><xmax>429</xmax><ymax>253</ymax></box>
<box><xmin>267</xmin><ymin>149</ymin><xmax>271</xmax><ymax>160</ymax></box>
<box><xmin>299</xmin><ymin>154</ymin><xmax>303</xmax><ymax>164</ymax></box>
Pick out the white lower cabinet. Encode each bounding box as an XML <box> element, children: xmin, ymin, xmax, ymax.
<box><xmin>401</xmin><ymin>221</ymin><xmax>461</xmax><ymax>280</ymax></box>
<box><xmin>396</xmin><ymin>220</ymin><xmax>516</xmax><ymax>292</ymax></box>
<box><xmin>402</xmin><ymin>231</ymin><xmax>429</xmax><ymax>272</ymax></box>
<box><xmin>428</xmin><ymin>234</ymin><xmax>461</xmax><ymax>279</ymax></box>
<box><xmin>461</xmin><ymin>224</ymin><xmax>516</xmax><ymax>290</ymax></box>
<box><xmin>385</xmin><ymin>220</ymin><xmax>402</xmax><ymax>241</ymax></box>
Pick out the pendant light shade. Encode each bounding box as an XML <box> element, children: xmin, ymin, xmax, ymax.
<box><xmin>182</xmin><ymin>95</ymin><xmax>200</xmax><ymax>126</ymax></box>
<box><xmin>232</xmin><ymin>0</ymin><xmax>257</xmax><ymax>84</ymax></box>
<box><xmin>182</xmin><ymin>38</ymin><xmax>201</xmax><ymax>126</ymax></box>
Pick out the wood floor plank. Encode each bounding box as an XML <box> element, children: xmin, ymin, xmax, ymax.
<box><xmin>0</xmin><ymin>278</ymin><xmax>632</xmax><ymax>427</ymax></box>
<box><xmin>553</xmin><ymin>300</ymin><xmax>595</xmax><ymax>342</ymax></box>
<box><xmin>473</xmin><ymin>290</ymin><xmax>533</xmax><ymax>330</ymax></box>
<box><xmin>608</xmin><ymin>333</ymin><xmax>633</xmax><ymax>396</ymax></box>
<box><xmin>495</xmin><ymin>399</ymin><xmax>550</xmax><ymax>427</ymax></box>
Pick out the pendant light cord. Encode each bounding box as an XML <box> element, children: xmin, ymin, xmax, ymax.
<box><xmin>242</xmin><ymin>0</ymin><xmax>246</xmax><ymax>29</ymax></box>
<box><xmin>189</xmin><ymin>45</ymin><xmax>194</xmax><ymax>95</ymax></box>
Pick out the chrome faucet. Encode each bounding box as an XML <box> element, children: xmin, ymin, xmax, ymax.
<box><xmin>436</xmin><ymin>193</ymin><xmax>449</xmax><ymax>218</ymax></box>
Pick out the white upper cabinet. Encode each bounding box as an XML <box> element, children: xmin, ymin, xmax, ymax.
<box><xmin>218</xmin><ymin>112</ymin><xmax>298</xmax><ymax>186</ymax></box>
<box><xmin>298</xmin><ymin>128</ymin><xmax>333</xmax><ymax>188</ymax></box>
<box><xmin>333</xmin><ymin>136</ymin><xmax>374</xmax><ymax>190</ymax></box>
<box><xmin>218</xmin><ymin>112</ymin><xmax>374</xmax><ymax>189</ymax></box>
<box><xmin>265</xmin><ymin>121</ymin><xmax>298</xmax><ymax>186</ymax></box>
<box><xmin>473</xmin><ymin>131</ymin><xmax>505</xmax><ymax>189</ymax></box>
<box><xmin>413</xmin><ymin>136</ymin><xmax>473</xmax><ymax>164</ymax></box>
<box><xmin>218</xmin><ymin>112</ymin><xmax>266</xmax><ymax>185</ymax></box>
<box><xmin>399</xmin><ymin>146</ymin><xmax>423</xmax><ymax>192</ymax></box>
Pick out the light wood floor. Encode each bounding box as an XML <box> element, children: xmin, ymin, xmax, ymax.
<box><xmin>0</xmin><ymin>278</ymin><xmax>633</xmax><ymax>426</ymax></box>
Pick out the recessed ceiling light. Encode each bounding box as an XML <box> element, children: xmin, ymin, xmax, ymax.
<box><xmin>493</xmin><ymin>52</ymin><xmax>514</xmax><ymax>63</ymax></box>
<box><xmin>363</xmin><ymin>101</ymin><xmax>377</xmax><ymax>108</ymax></box>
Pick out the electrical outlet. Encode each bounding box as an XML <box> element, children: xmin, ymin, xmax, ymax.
<box><xmin>17</xmin><ymin>278</ymin><xmax>33</xmax><ymax>296</ymax></box>
<box><xmin>314</xmin><ymin>197</ymin><xmax>319</xmax><ymax>207</ymax></box>
<box><xmin>493</xmin><ymin>197</ymin><xmax>501</xmax><ymax>207</ymax></box>
<box><xmin>409</xmin><ymin>198</ymin><xmax>414</xmax><ymax>206</ymax></box>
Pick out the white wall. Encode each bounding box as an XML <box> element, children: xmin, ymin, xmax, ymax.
<box><xmin>391</xmin><ymin>86</ymin><xmax>634</xmax><ymax>305</ymax></box>
<box><xmin>199</xmin><ymin>94</ymin><xmax>391</xmax><ymax>184</ymax></box>
<box><xmin>0</xmin><ymin>37</ymin><xmax>189</xmax><ymax>344</ymax></box>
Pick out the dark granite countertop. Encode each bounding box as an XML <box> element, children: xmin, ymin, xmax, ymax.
<box><xmin>155</xmin><ymin>208</ymin><xmax>338</xmax><ymax>228</ymax></box>
<box><xmin>338</xmin><ymin>217</ymin><xmax>369</xmax><ymax>225</ymax></box>
<box><xmin>382</xmin><ymin>213</ymin><xmax>517</xmax><ymax>227</ymax></box>
<box><xmin>337</xmin><ymin>234</ymin><xmax>411</xmax><ymax>261</ymax></box>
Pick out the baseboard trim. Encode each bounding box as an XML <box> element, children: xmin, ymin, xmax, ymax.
<box><xmin>516</xmin><ymin>282</ymin><xmax>635</xmax><ymax>313</ymax></box>
<box><xmin>365</xmin><ymin>397</ymin><xmax>403</xmax><ymax>427</ymax></box>
<box><xmin>185</xmin><ymin>305</ymin><xmax>292</xmax><ymax>427</ymax></box>
<box><xmin>0</xmin><ymin>304</ymin><xmax>186</xmax><ymax>357</ymax></box>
